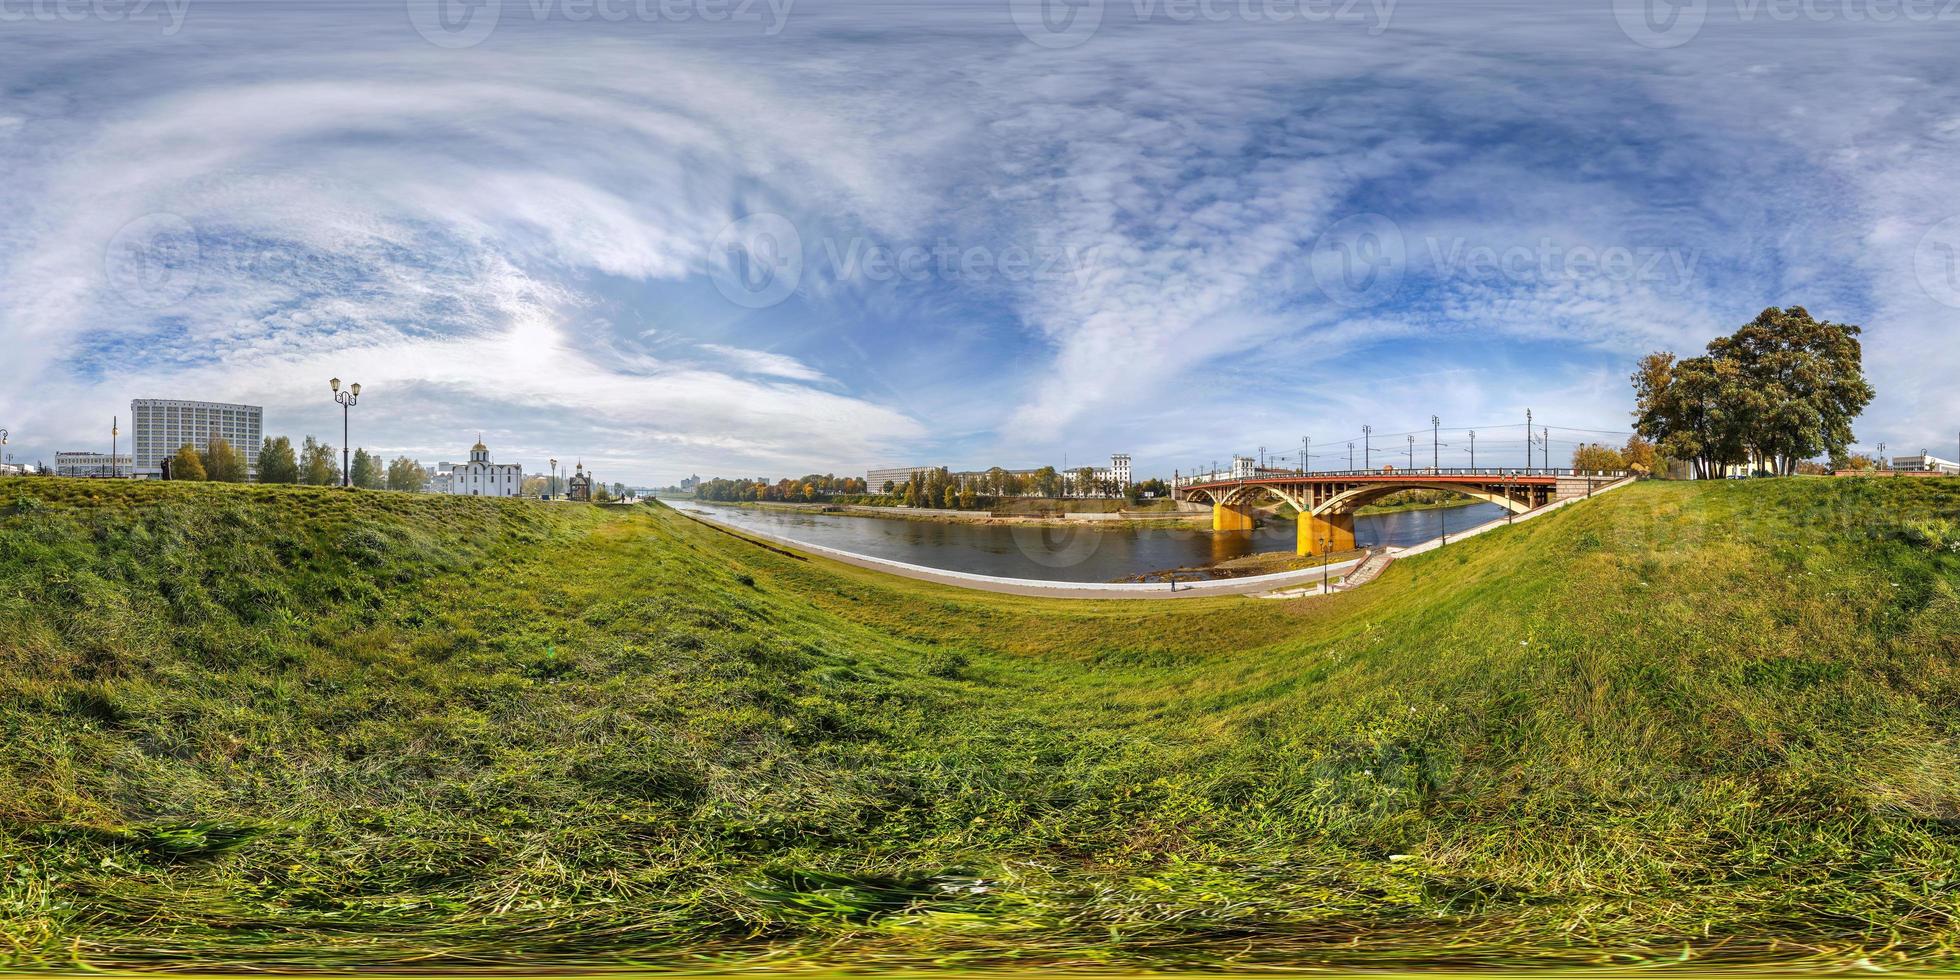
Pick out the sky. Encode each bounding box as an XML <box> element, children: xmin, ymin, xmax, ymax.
<box><xmin>1</xmin><ymin>0</ymin><xmax>1957</xmax><ymax>484</ymax></box>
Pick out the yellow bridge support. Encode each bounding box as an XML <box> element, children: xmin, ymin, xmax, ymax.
<box><xmin>1299</xmin><ymin>511</ymin><xmax>1355</xmax><ymax>556</ymax></box>
<box><xmin>1211</xmin><ymin>502</ymin><xmax>1257</xmax><ymax>532</ymax></box>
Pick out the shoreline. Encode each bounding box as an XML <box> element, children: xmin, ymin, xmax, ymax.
<box><xmin>672</xmin><ymin>497</ymin><xmax>1210</xmax><ymax>530</ymax></box>
<box><xmin>667</xmin><ymin>504</ymin><xmax>1367</xmax><ymax>599</ymax></box>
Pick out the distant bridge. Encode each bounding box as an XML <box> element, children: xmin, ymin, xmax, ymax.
<box><xmin>1177</xmin><ymin>468</ymin><xmax>1628</xmax><ymax>555</ymax></box>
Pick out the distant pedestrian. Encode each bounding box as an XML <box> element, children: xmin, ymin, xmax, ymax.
<box><xmin>1168</xmin><ymin>572</ymin><xmax>1176</xmax><ymax>592</ymax></box>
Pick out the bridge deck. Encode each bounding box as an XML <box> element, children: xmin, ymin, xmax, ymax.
<box><xmin>1181</xmin><ymin>469</ymin><xmax>1577</xmax><ymax>492</ymax></box>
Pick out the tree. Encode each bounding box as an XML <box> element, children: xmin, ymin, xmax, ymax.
<box><xmin>1571</xmin><ymin>443</ymin><xmax>1627</xmax><ymax>474</ymax></box>
<box><xmin>942</xmin><ymin>483</ymin><xmax>958</xmax><ymax>508</ymax></box>
<box><xmin>958</xmin><ymin>484</ymin><xmax>977</xmax><ymax>509</ymax></box>
<box><xmin>201</xmin><ymin>436</ymin><xmax>247</xmax><ymax>483</ymax></box>
<box><xmin>300</xmin><ymin>436</ymin><xmax>340</xmax><ymax>486</ymax></box>
<box><xmin>521</xmin><ymin>475</ymin><xmax>549</xmax><ymax>497</ymax></box>
<box><xmin>1620</xmin><ymin>434</ymin><xmax>1657</xmax><ymax>476</ymax></box>
<box><xmin>169</xmin><ymin>444</ymin><xmax>206</xmax><ymax>481</ymax></box>
<box><xmin>1633</xmin><ymin>307</ymin><xmax>1873</xmax><ymax>478</ymax></box>
<box><xmin>258</xmin><ymin>436</ymin><xmax>299</xmax><ymax>484</ymax></box>
<box><xmin>387</xmin><ymin>456</ymin><xmax>429</xmax><ymax>492</ymax></box>
<box><xmin>349</xmin><ymin>448</ymin><xmax>384</xmax><ymax>489</ymax></box>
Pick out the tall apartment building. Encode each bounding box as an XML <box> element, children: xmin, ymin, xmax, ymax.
<box><xmin>131</xmin><ymin>399</ymin><xmax>264</xmax><ymax>480</ymax></box>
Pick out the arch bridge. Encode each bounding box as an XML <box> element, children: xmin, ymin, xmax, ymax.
<box><xmin>1179</xmin><ymin>469</ymin><xmax>1617</xmax><ymax>555</ymax></box>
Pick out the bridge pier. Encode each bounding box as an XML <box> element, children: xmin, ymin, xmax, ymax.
<box><xmin>1299</xmin><ymin>511</ymin><xmax>1355</xmax><ymax>556</ymax></box>
<box><xmin>1212</xmin><ymin>502</ymin><xmax>1257</xmax><ymax>532</ymax></box>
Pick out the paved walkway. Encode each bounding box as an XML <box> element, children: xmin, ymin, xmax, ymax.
<box><xmin>674</xmin><ymin>509</ymin><xmax>1364</xmax><ymax>600</ymax></box>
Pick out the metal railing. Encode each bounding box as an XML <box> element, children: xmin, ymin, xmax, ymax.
<box><xmin>1177</xmin><ymin>467</ymin><xmax>1629</xmax><ymax>485</ymax></box>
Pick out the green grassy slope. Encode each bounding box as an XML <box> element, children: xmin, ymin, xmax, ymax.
<box><xmin>1</xmin><ymin>476</ymin><xmax>1957</xmax><ymax>971</ymax></box>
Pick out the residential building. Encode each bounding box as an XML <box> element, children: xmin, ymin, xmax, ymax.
<box><xmin>867</xmin><ymin>465</ymin><xmax>940</xmax><ymax>494</ymax></box>
<box><xmin>446</xmin><ymin>438</ymin><xmax>523</xmax><ymax>497</ymax></box>
<box><xmin>55</xmin><ymin>452</ymin><xmax>132</xmax><ymax>478</ymax></box>
<box><xmin>1892</xmin><ymin>453</ymin><xmax>1960</xmax><ymax>475</ymax></box>
<box><xmin>131</xmin><ymin>399</ymin><xmax>263</xmax><ymax>480</ymax></box>
<box><xmin>1061</xmin><ymin>453</ymin><xmax>1135</xmax><ymax>496</ymax></box>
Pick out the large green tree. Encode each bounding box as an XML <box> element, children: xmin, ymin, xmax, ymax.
<box><xmin>299</xmin><ymin>437</ymin><xmax>340</xmax><ymax>486</ymax></box>
<box><xmin>386</xmin><ymin>456</ymin><xmax>429</xmax><ymax>492</ymax></box>
<box><xmin>200</xmin><ymin>436</ymin><xmax>247</xmax><ymax>483</ymax></box>
<box><xmin>349</xmin><ymin>449</ymin><xmax>385</xmax><ymax>490</ymax></box>
<box><xmin>1633</xmin><ymin>307</ymin><xmax>1872</xmax><ymax>479</ymax></box>
<box><xmin>168</xmin><ymin>444</ymin><xmax>205</xmax><ymax>481</ymax></box>
<box><xmin>258</xmin><ymin>436</ymin><xmax>300</xmax><ymax>484</ymax></box>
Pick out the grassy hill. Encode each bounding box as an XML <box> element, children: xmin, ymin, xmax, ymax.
<box><xmin>1</xmin><ymin>476</ymin><xmax>1957</xmax><ymax>971</ymax></box>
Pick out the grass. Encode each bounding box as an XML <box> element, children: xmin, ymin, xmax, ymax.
<box><xmin>1</xmin><ymin>476</ymin><xmax>1958</xmax><ymax>972</ymax></box>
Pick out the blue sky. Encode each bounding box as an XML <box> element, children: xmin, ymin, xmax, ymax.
<box><xmin>2</xmin><ymin>0</ymin><xmax>1957</xmax><ymax>483</ymax></box>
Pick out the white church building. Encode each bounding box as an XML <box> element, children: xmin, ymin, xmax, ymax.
<box><xmin>448</xmin><ymin>437</ymin><xmax>524</xmax><ymax>497</ymax></box>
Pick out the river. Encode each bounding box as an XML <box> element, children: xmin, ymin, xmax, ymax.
<box><xmin>665</xmin><ymin>500</ymin><xmax>1509</xmax><ymax>583</ymax></box>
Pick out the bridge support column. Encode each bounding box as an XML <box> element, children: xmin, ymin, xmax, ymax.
<box><xmin>1299</xmin><ymin>511</ymin><xmax>1355</xmax><ymax>556</ymax></box>
<box><xmin>1212</xmin><ymin>502</ymin><xmax>1256</xmax><ymax>532</ymax></box>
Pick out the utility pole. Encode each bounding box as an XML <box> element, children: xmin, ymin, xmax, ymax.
<box><xmin>1469</xmin><ymin>429</ymin><xmax>1476</xmax><ymax>470</ymax></box>
<box><xmin>1363</xmin><ymin>425</ymin><xmax>1372</xmax><ymax>471</ymax></box>
<box><xmin>1525</xmin><ymin>408</ymin><xmax>1533</xmax><ymax>473</ymax></box>
<box><xmin>1543</xmin><ymin>426</ymin><xmax>1550</xmax><ymax>474</ymax></box>
<box><xmin>1302</xmin><ymin>436</ymin><xmax>1310</xmax><ymax>475</ymax></box>
<box><xmin>1406</xmin><ymin>433</ymin><xmax>1415</xmax><ymax>471</ymax></box>
<box><xmin>1431</xmin><ymin>415</ymin><xmax>1440</xmax><ymax>472</ymax></box>
<box><xmin>1347</xmin><ymin>441</ymin><xmax>1354</xmax><ymax>471</ymax></box>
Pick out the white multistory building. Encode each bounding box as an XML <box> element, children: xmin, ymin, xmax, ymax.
<box><xmin>1892</xmin><ymin>453</ymin><xmax>1959</xmax><ymax>475</ymax></box>
<box><xmin>447</xmin><ymin>438</ymin><xmax>523</xmax><ymax>497</ymax></box>
<box><xmin>131</xmin><ymin>398</ymin><xmax>263</xmax><ymax>480</ymax></box>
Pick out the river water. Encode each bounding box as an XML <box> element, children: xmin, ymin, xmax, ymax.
<box><xmin>666</xmin><ymin>500</ymin><xmax>1509</xmax><ymax>583</ymax></box>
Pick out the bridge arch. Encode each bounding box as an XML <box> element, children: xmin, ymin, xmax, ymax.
<box><xmin>1311</xmin><ymin>481</ymin><xmax>1531</xmax><ymax>517</ymax></box>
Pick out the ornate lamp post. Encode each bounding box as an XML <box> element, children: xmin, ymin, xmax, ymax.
<box><xmin>330</xmin><ymin>377</ymin><xmax>360</xmax><ymax>487</ymax></box>
<box><xmin>111</xmin><ymin>417</ymin><xmax>119</xmax><ymax>478</ymax></box>
<box><xmin>1321</xmin><ymin>534</ymin><xmax>1333</xmax><ymax>593</ymax></box>
<box><xmin>549</xmin><ymin>457</ymin><xmax>559</xmax><ymax>500</ymax></box>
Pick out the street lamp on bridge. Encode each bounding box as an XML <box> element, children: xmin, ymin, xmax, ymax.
<box><xmin>1406</xmin><ymin>433</ymin><xmax>1415</xmax><ymax>471</ymax></box>
<box><xmin>1468</xmin><ymin>430</ymin><xmax>1476</xmax><ymax>469</ymax></box>
<box><xmin>1362</xmin><ymin>425</ymin><xmax>1372</xmax><ymax>471</ymax></box>
<box><xmin>1431</xmin><ymin>415</ymin><xmax>1440</xmax><ymax>472</ymax></box>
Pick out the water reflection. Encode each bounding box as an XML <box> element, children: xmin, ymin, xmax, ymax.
<box><xmin>668</xmin><ymin>500</ymin><xmax>1507</xmax><ymax>583</ymax></box>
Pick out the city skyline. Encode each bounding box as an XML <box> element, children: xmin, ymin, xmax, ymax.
<box><xmin>2</xmin><ymin>1</ymin><xmax>1957</xmax><ymax>484</ymax></box>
